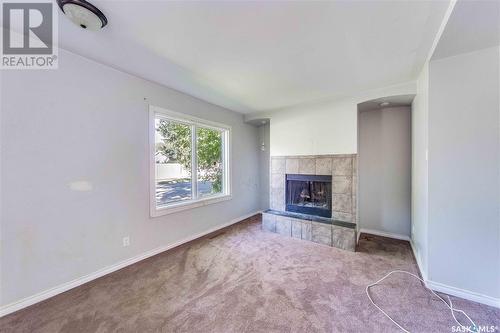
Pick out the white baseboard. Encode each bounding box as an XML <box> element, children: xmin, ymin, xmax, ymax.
<box><xmin>359</xmin><ymin>229</ymin><xmax>499</xmax><ymax>308</ymax></box>
<box><xmin>358</xmin><ymin>228</ymin><xmax>411</xmax><ymax>241</ymax></box>
<box><xmin>425</xmin><ymin>280</ymin><xmax>500</xmax><ymax>309</ymax></box>
<box><xmin>361</xmin><ymin>230</ymin><xmax>500</xmax><ymax>308</ymax></box>
<box><xmin>409</xmin><ymin>240</ymin><xmax>428</xmax><ymax>281</ymax></box>
<box><xmin>409</xmin><ymin>241</ymin><xmax>499</xmax><ymax>308</ymax></box>
<box><xmin>0</xmin><ymin>210</ymin><xmax>261</xmax><ymax>318</ymax></box>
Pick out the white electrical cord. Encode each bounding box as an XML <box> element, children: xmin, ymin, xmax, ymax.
<box><xmin>366</xmin><ymin>270</ymin><xmax>478</xmax><ymax>333</ymax></box>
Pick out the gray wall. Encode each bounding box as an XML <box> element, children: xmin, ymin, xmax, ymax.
<box><xmin>358</xmin><ymin>107</ymin><xmax>412</xmax><ymax>236</ymax></box>
<box><xmin>0</xmin><ymin>49</ymin><xmax>261</xmax><ymax>306</ymax></box>
<box><xmin>428</xmin><ymin>46</ymin><xmax>500</xmax><ymax>298</ymax></box>
<box><xmin>259</xmin><ymin>123</ymin><xmax>270</xmax><ymax>210</ymax></box>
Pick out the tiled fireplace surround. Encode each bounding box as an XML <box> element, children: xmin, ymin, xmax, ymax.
<box><xmin>262</xmin><ymin>155</ymin><xmax>358</xmax><ymax>251</ymax></box>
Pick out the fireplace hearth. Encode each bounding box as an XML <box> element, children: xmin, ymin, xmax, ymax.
<box><xmin>285</xmin><ymin>174</ymin><xmax>332</xmax><ymax>218</ymax></box>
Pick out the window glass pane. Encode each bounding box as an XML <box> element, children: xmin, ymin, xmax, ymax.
<box><xmin>196</xmin><ymin>126</ymin><xmax>223</xmax><ymax>197</ymax></box>
<box><xmin>155</xmin><ymin>118</ymin><xmax>192</xmax><ymax>206</ymax></box>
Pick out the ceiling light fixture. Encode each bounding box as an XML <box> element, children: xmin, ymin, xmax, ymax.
<box><xmin>57</xmin><ymin>0</ymin><xmax>108</xmax><ymax>31</ymax></box>
<box><xmin>380</xmin><ymin>102</ymin><xmax>390</xmax><ymax>107</ymax></box>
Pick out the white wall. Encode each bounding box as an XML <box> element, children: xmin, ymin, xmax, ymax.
<box><xmin>411</xmin><ymin>62</ymin><xmax>429</xmax><ymax>279</ymax></box>
<box><xmin>358</xmin><ymin>107</ymin><xmax>411</xmax><ymax>237</ymax></box>
<box><xmin>245</xmin><ymin>81</ymin><xmax>417</xmax><ymax>156</ymax></box>
<box><xmin>0</xmin><ymin>49</ymin><xmax>261</xmax><ymax>307</ymax></box>
<box><xmin>270</xmin><ymin>98</ymin><xmax>358</xmax><ymax>156</ymax></box>
<box><xmin>427</xmin><ymin>46</ymin><xmax>500</xmax><ymax>300</ymax></box>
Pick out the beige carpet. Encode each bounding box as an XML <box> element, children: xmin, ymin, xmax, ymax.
<box><xmin>1</xmin><ymin>215</ymin><xmax>498</xmax><ymax>332</ymax></box>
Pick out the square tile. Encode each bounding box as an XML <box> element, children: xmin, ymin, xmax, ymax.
<box><xmin>276</xmin><ymin>216</ymin><xmax>291</xmax><ymax>236</ymax></box>
<box><xmin>315</xmin><ymin>158</ymin><xmax>332</xmax><ymax>175</ymax></box>
<box><xmin>332</xmin><ymin>211</ymin><xmax>353</xmax><ymax>223</ymax></box>
<box><xmin>271</xmin><ymin>158</ymin><xmax>285</xmax><ymax>174</ymax></box>
<box><xmin>270</xmin><ymin>187</ymin><xmax>285</xmax><ymax>211</ymax></box>
<box><xmin>299</xmin><ymin>158</ymin><xmax>315</xmax><ymax>174</ymax></box>
<box><xmin>262</xmin><ymin>213</ymin><xmax>276</xmax><ymax>232</ymax></box>
<box><xmin>332</xmin><ymin>194</ymin><xmax>352</xmax><ymax>213</ymax></box>
<box><xmin>332</xmin><ymin>225</ymin><xmax>356</xmax><ymax>251</ymax></box>
<box><xmin>286</xmin><ymin>158</ymin><xmax>299</xmax><ymax>174</ymax></box>
<box><xmin>332</xmin><ymin>157</ymin><xmax>352</xmax><ymax>176</ymax></box>
<box><xmin>302</xmin><ymin>221</ymin><xmax>312</xmax><ymax>241</ymax></box>
<box><xmin>332</xmin><ymin>176</ymin><xmax>352</xmax><ymax>194</ymax></box>
<box><xmin>291</xmin><ymin>219</ymin><xmax>302</xmax><ymax>239</ymax></box>
<box><xmin>271</xmin><ymin>173</ymin><xmax>284</xmax><ymax>190</ymax></box>
<box><xmin>311</xmin><ymin>222</ymin><xmax>332</xmax><ymax>246</ymax></box>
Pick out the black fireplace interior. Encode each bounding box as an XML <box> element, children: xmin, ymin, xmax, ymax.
<box><xmin>285</xmin><ymin>174</ymin><xmax>332</xmax><ymax>218</ymax></box>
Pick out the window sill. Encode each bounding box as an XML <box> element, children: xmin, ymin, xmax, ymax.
<box><xmin>151</xmin><ymin>194</ymin><xmax>232</xmax><ymax>217</ymax></box>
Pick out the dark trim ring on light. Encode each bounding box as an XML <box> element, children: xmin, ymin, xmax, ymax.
<box><xmin>57</xmin><ymin>0</ymin><xmax>108</xmax><ymax>30</ymax></box>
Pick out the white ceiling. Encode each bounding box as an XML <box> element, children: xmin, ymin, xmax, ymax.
<box><xmin>432</xmin><ymin>0</ymin><xmax>500</xmax><ymax>60</ymax></box>
<box><xmin>56</xmin><ymin>1</ymin><xmax>450</xmax><ymax>114</ymax></box>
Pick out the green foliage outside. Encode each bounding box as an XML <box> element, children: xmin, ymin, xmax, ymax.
<box><xmin>156</xmin><ymin>120</ymin><xmax>223</xmax><ymax>193</ymax></box>
<box><xmin>196</xmin><ymin>127</ymin><xmax>223</xmax><ymax>193</ymax></box>
<box><xmin>156</xmin><ymin>121</ymin><xmax>192</xmax><ymax>169</ymax></box>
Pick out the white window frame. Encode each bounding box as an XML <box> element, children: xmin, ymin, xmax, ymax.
<box><xmin>149</xmin><ymin>105</ymin><xmax>232</xmax><ymax>217</ymax></box>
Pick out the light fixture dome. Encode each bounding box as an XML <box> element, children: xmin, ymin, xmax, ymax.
<box><xmin>57</xmin><ymin>0</ymin><xmax>107</xmax><ymax>31</ymax></box>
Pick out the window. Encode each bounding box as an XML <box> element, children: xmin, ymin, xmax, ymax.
<box><xmin>150</xmin><ymin>106</ymin><xmax>231</xmax><ymax>216</ymax></box>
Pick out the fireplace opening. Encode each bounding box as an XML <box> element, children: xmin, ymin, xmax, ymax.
<box><xmin>285</xmin><ymin>174</ymin><xmax>332</xmax><ymax>218</ymax></box>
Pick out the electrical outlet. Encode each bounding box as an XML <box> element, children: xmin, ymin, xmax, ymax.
<box><xmin>122</xmin><ymin>236</ymin><xmax>130</xmax><ymax>247</ymax></box>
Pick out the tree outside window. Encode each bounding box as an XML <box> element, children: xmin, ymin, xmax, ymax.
<box><xmin>155</xmin><ymin>119</ymin><xmax>224</xmax><ymax>205</ymax></box>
